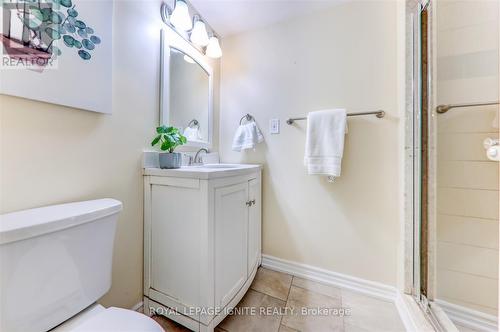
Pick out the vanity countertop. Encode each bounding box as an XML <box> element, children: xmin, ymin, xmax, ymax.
<box><xmin>143</xmin><ymin>164</ymin><xmax>262</xmax><ymax>179</ymax></box>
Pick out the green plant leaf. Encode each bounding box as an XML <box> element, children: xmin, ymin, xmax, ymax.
<box><xmin>50</xmin><ymin>11</ymin><xmax>63</xmax><ymax>24</ymax></box>
<box><xmin>29</xmin><ymin>8</ymin><xmax>43</xmax><ymax>21</ymax></box>
<box><xmin>164</xmin><ymin>135</ymin><xmax>175</xmax><ymax>144</ymax></box>
<box><xmin>22</xmin><ymin>9</ymin><xmax>43</xmax><ymax>30</ymax></box>
<box><xmin>156</xmin><ymin>125</ymin><xmax>168</xmax><ymax>134</ymax></box>
<box><xmin>41</xmin><ymin>8</ymin><xmax>52</xmax><ymax>22</ymax></box>
<box><xmin>58</xmin><ymin>24</ymin><xmax>66</xmax><ymax>34</ymax></box>
<box><xmin>90</xmin><ymin>35</ymin><xmax>101</xmax><ymax>44</ymax></box>
<box><xmin>59</xmin><ymin>0</ymin><xmax>73</xmax><ymax>8</ymax></box>
<box><xmin>82</xmin><ymin>38</ymin><xmax>94</xmax><ymax>50</ymax></box>
<box><xmin>78</xmin><ymin>49</ymin><xmax>91</xmax><ymax>60</ymax></box>
<box><xmin>49</xmin><ymin>45</ymin><xmax>62</xmax><ymax>56</ymax></box>
<box><xmin>67</xmin><ymin>8</ymin><xmax>78</xmax><ymax>17</ymax></box>
<box><xmin>160</xmin><ymin>141</ymin><xmax>170</xmax><ymax>151</ymax></box>
<box><xmin>63</xmin><ymin>34</ymin><xmax>75</xmax><ymax>47</ymax></box>
<box><xmin>74</xmin><ymin>20</ymin><xmax>86</xmax><ymax>29</ymax></box>
<box><xmin>152</xmin><ymin>126</ymin><xmax>187</xmax><ymax>152</ymax></box>
<box><xmin>45</xmin><ymin>27</ymin><xmax>61</xmax><ymax>40</ymax></box>
<box><xmin>73</xmin><ymin>40</ymin><xmax>82</xmax><ymax>49</ymax></box>
<box><xmin>51</xmin><ymin>0</ymin><xmax>61</xmax><ymax>10</ymax></box>
<box><xmin>77</xmin><ymin>28</ymin><xmax>88</xmax><ymax>38</ymax></box>
<box><xmin>63</xmin><ymin>22</ymin><xmax>76</xmax><ymax>33</ymax></box>
<box><xmin>151</xmin><ymin>135</ymin><xmax>161</xmax><ymax>147</ymax></box>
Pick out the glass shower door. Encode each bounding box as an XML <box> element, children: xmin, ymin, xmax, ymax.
<box><xmin>412</xmin><ymin>0</ymin><xmax>499</xmax><ymax>330</ymax></box>
<box><xmin>433</xmin><ymin>0</ymin><xmax>499</xmax><ymax>330</ymax></box>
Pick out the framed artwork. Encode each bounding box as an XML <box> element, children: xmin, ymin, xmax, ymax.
<box><xmin>0</xmin><ymin>0</ymin><xmax>112</xmax><ymax>114</ymax></box>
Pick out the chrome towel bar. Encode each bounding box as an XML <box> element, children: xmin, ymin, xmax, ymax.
<box><xmin>239</xmin><ymin>113</ymin><xmax>255</xmax><ymax>125</ymax></box>
<box><xmin>187</xmin><ymin>119</ymin><xmax>199</xmax><ymax>128</ymax></box>
<box><xmin>436</xmin><ymin>101</ymin><xmax>499</xmax><ymax>114</ymax></box>
<box><xmin>286</xmin><ymin>110</ymin><xmax>385</xmax><ymax>125</ymax></box>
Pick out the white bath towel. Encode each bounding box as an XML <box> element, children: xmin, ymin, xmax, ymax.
<box><xmin>304</xmin><ymin>109</ymin><xmax>347</xmax><ymax>179</ymax></box>
<box><xmin>232</xmin><ymin>122</ymin><xmax>264</xmax><ymax>151</ymax></box>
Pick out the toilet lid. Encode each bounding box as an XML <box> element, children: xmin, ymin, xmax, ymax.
<box><xmin>70</xmin><ymin>307</ymin><xmax>164</xmax><ymax>332</ymax></box>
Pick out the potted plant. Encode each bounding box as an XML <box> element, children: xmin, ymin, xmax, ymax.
<box><xmin>151</xmin><ymin>125</ymin><xmax>187</xmax><ymax>169</ymax></box>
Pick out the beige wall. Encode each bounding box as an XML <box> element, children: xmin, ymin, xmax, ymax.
<box><xmin>0</xmin><ymin>0</ymin><xmax>209</xmax><ymax>309</ymax></box>
<box><xmin>435</xmin><ymin>0</ymin><xmax>499</xmax><ymax>316</ymax></box>
<box><xmin>220</xmin><ymin>1</ymin><xmax>402</xmax><ymax>286</ymax></box>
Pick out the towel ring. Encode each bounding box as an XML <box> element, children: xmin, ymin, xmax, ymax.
<box><xmin>187</xmin><ymin>119</ymin><xmax>199</xmax><ymax>128</ymax></box>
<box><xmin>239</xmin><ymin>113</ymin><xmax>255</xmax><ymax>125</ymax></box>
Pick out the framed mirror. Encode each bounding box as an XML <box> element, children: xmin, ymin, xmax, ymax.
<box><xmin>160</xmin><ymin>27</ymin><xmax>213</xmax><ymax>148</ymax></box>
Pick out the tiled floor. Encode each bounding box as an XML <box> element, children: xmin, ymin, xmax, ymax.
<box><xmin>152</xmin><ymin>267</ymin><xmax>406</xmax><ymax>332</ymax></box>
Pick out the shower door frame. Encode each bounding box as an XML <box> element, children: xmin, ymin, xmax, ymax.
<box><xmin>406</xmin><ymin>0</ymin><xmax>449</xmax><ymax>329</ymax></box>
<box><xmin>407</xmin><ymin>0</ymin><xmax>430</xmax><ymax>306</ymax></box>
<box><xmin>407</xmin><ymin>1</ymin><xmax>459</xmax><ymax>330</ymax></box>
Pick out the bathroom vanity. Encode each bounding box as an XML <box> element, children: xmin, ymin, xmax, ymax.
<box><xmin>143</xmin><ymin>24</ymin><xmax>262</xmax><ymax>331</ymax></box>
<box><xmin>143</xmin><ymin>164</ymin><xmax>262</xmax><ymax>332</ymax></box>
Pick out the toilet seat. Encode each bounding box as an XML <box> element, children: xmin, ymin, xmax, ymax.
<box><xmin>52</xmin><ymin>305</ymin><xmax>163</xmax><ymax>332</ymax></box>
<box><xmin>70</xmin><ymin>307</ymin><xmax>163</xmax><ymax>332</ymax></box>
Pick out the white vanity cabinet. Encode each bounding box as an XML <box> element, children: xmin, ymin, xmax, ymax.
<box><xmin>143</xmin><ymin>165</ymin><xmax>262</xmax><ymax>332</ymax></box>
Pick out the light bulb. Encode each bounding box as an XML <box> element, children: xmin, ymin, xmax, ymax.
<box><xmin>206</xmin><ymin>36</ymin><xmax>222</xmax><ymax>58</ymax></box>
<box><xmin>170</xmin><ymin>0</ymin><xmax>192</xmax><ymax>31</ymax></box>
<box><xmin>190</xmin><ymin>16</ymin><xmax>209</xmax><ymax>47</ymax></box>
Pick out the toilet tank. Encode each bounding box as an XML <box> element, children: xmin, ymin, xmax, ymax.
<box><xmin>0</xmin><ymin>199</ymin><xmax>122</xmax><ymax>332</ymax></box>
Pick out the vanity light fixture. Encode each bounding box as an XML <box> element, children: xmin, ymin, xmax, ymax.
<box><xmin>161</xmin><ymin>1</ymin><xmax>222</xmax><ymax>58</ymax></box>
<box><xmin>190</xmin><ymin>15</ymin><xmax>210</xmax><ymax>47</ymax></box>
<box><xmin>170</xmin><ymin>0</ymin><xmax>192</xmax><ymax>31</ymax></box>
<box><xmin>205</xmin><ymin>35</ymin><xmax>222</xmax><ymax>59</ymax></box>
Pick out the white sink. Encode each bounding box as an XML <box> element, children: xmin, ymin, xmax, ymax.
<box><xmin>144</xmin><ymin>163</ymin><xmax>261</xmax><ymax>179</ymax></box>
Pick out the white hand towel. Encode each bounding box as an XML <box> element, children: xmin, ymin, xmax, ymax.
<box><xmin>304</xmin><ymin>109</ymin><xmax>347</xmax><ymax>178</ymax></box>
<box><xmin>183</xmin><ymin>127</ymin><xmax>202</xmax><ymax>141</ymax></box>
<box><xmin>232</xmin><ymin>122</ymin><xmax>264</xmax><ymax>152</ymax></box>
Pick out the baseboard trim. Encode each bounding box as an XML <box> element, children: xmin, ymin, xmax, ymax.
<box><xmin>131</xmin><ymin>301</ymin><xmax>144</xmax><ymax>312</ymax></box>
<box><xmin>261</xmin><ymin>255</ymin><xmax>396</xmax><ymax>302</ymax></box>
<box><xmin>435</xmin><ymin>299</ymin><xmax>498</xmax><ymax>332</ymax></box>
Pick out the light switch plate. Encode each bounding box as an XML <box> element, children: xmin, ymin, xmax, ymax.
<box><xmin>270</xmin><ymin>118</ymin><xmax>280</xmax><ymax>134</ymax></box>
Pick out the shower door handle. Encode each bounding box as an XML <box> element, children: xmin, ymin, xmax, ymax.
<box><xmin>484</xmin><ymin>138</ymin><xmax>500</xmax><ymax>161</ymax></box>
<box><xmin>483</xmin><ymin>138</ymin><xmax>499</xmax><ymax>149</ymax></box>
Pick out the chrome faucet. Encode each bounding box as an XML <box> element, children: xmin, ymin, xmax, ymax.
<box><xmin>192</xmin><ymin>148</ymin><xmax>209</xmax><ymax>165</ymax></box>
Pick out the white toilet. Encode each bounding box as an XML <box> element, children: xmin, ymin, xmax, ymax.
<box><xmin>0</xmin><ymin>199</ymin><xmax>163</xmax><ymax>332</ymax></box>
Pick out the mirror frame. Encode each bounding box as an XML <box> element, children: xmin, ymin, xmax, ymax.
<box><xmin>160</xmin><ymin>27</ymin><xmax>214</xmax><ymax>149</ymax></box>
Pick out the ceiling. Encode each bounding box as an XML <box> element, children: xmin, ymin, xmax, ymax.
<box><xmin>189</xmin><ymin>0</ymin><xmax>347</xmax><ymax>37</ymax></box>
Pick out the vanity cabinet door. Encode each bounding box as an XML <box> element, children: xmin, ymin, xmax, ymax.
<box><xmin>150</xmin><ymin>182</ymin><xmax>201</xmax><ymax>310</ymax></box>
<box><xmin>247</xmin><ymin>178</ymin><xmax>261</xmax><ymax>275</ymax></box>
<box><xmin>214</xmin><ymin>182</ymin><xmax>249</xmax><ymax>308</ymax></box>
